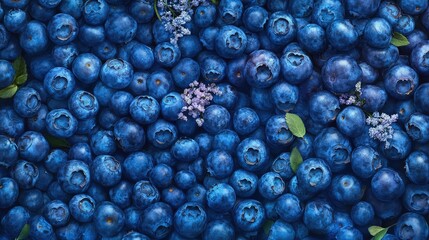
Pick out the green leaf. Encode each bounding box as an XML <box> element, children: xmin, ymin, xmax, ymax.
<box><xmin>290</xmin><ymin>147</ymin><xmax>303</xmax><ymax>173</ymax></box>
<box><xmin>0</xmin><ymin>84</ymin><xmax>18</xmax><ymax>99</ymax></box>
<box><xmin>285</xmin><ymin>113</ymin><xmax>306</xmax><ymax>138</ymax></box>
<box><xmin>154</xmin><ymin>0</ymin><xmax>162</xmax><ymax>21</ymax></box>
<box><xmin>15</xmin><ymin>74</ymin><xmax>28</xmax><ymax>85</ymax></box>
<box><xmin>44</xmin><ymin>134</ymin><xmax>71</xmax><ymax>149</ymax></box>
<box><xmin>211</xmin><ymin>0</ymin><xmax>219</xmax><ymax>4</ymax></box>
<box><xmin>15</xmin><ymin>224</ymin><xmax>30</xmax><ymax>240</ymax></box>
<box><xmin>391</xmin><ymin>32</ymin><xmax>410</xmax><ymax>47</ymax></box>
<box><xmin>13</xmin><ymin>56</ymin><xmax>27</xmax><ymax>77</ymax></box>
<box><xmin>372</xmin><ymin>228</ymin><xmax>389</xmax><ymax>240</ymax></box>
<box><xmin>368</xmin><ymin>226</ymin><xmax>386</xmax><ymax>236</ymax></box>
<box><xmin>263</xmin><ymin>220</ymin><xmax>274</xmax><ymax>235</ymax></box>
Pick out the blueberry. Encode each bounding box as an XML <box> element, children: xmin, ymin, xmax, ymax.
<box><xmin>0</xmin><ymin>135</ymin><xmax>18</xmax><ymax>167</ymax></box>
<box><xmin>275</xmin><ymin>193</ymin><xmax>303</xmax><ymax>223</ymax></box>
<box><xmin>243</xmin><ymin>6</ymin><xmax>268</xmax><ymax>32</ymax></box>
<box><xmin>132</xmin><ymin>180</ymin><xmax>160</xmax><ymax>209</ymax></box>
<box><xmin>296</xmin><ymin>158</ymin><xmax>332</xmax><ymax>193</ymax></box>
<box><xmin>105</xmin><ymin>13</ymin><xmax>137</xmax><ymax>44</ymax></box>
<box><xmin>327</xmin><ymin>19</ymin><xmax>358</xmax><ymax>50</ymax></box>
<box><xmin>147</xmin><ymin>69</ymin><xmax>174</xmax><ymax>100</ymax></box>
<box><xmin>172</xmin><ymin>58</ymin><xmax>200</xmax><ymax>89</ymax></box>
<box><xmin>394</xmin><ymin>213</ymin><xmax>429</xmax><ymax>239</ymax></box>
<box><xmin>384</xmin><ymin>65</ymin><xmax>419</xmax><ymax>100</ymax></box>
<box><xmin>194</xmin><ymin>4</ymin><xmax>216</xmax><ymax>28</ymax></box>
<box><xmin>233</xmin><ymin>107</ymin><xmax>260</xmax><ymax>136</ymax></box>
<box><xmin>1</xmin><ymin>206</ymin><xmax>30</xmax><ymax>238</ymax></box>
<box><xmin>312</xmin><ymin>0</ymin><xmax>345</xmax><ymax>28</ymax></box>
<box><xmin>68</xmin><ymin>194</ymin><xmax>96</xmax><ymax>223</ymax></box>
<box><xmin>100</xmin><ymin>58</ymin><xmax>134</xmax><ymax>89</ymax></box>
<box><xmin>265</xmin><ymin>115</ymin><xmax>295</xmax><ymax>148</ymax></box>
<box><xmin>47</xmin><ymin>13</ymin><xmax>78</xmax><ymax>45</ymax></box>
<box><xmin>297</xmin><ymin>23</ymin><xmax>326</xmax><ymax>54</ymax></box>
<box><xmin>71</xmin><ymin>53</ymin><xmax>101</xmax><ymax>84</ymax></box>
<box><xmin>0</xmin><ymin>177</ymin><xmax>19</xmax><ymax>208</ymax></box>
<box><xmin>46</xmin><ymin>108</ymin><xmax>78</xmax><ymax>138</ymax></box>
<box><xmin>19</xmin><ymin>21</ymin><xmax>49</xmax><ymax>55</ymax></box>
<box><xmin>0</xmin><ymin>107</ymin><xmax>25</xmax><ymax>138</ymax></box>
<box><xmin>266</xmin><ymin>12</ymin><xmax>297</xmax><ymax>46</ymax></box>
<box><xmin>203</xmin><ymin>219</ymin><xmax>235</xmax><ymax>240</ymax></box>
<box><xmin>322</xmin><ymin>55</ymin><xmax>362</xmax><ymax>94</ymax></box>
<box><xmin>215</xmin><ymin>25</ymin><xmax>247</xmax><ymax>59</ymax></box>
<box><xmin>309</xmin><ymin>90</ymin><xmax>340</xmax><ymax>125</ymax></box>
<box><xmin>244</xmin><ymin>50</ymin><xmax>280</xmax><ymax>89</ymax></box>
<box><xmin>233</xmin><ymin>199</ymin><xmax>265</xmax><ymax>232</ymax></box>
<box><xmin>83</xmin><ymin>0</ymin><xmax>109</xmax><ymax>25</ymax></box>
<box><xmin>29</xmin><ymin>215</ymin><xmax>55</xmax><ymax>240</ymax></box>
<box><xmin>90</xmin><ymin>130</ymin><xmax>117</xmax><ymax>155</ymax></box>
<box><xmin>405</xmin><ymin>151</ymin><xmax>429</xmax><ymax>184</ymax></box>
<box><xmin>91</xmin><ymin>155</ymin><xmax>121</xmax><ymax>187</ymax></box>
<box><xmin>267</xmin><ymin>219</ymin><xmax>296</xmax><ymax>240</ymax></box>
<box><xmin>202</xmin><ymin>104</ymin><xmax>231</xmax><ymax>134</ymax></box>
<box><xmin>329</xmin><ymin>174</ymin><xmax>364</xmax><ymax>206</ymax></box>
<box><xmin>42</xmin><ymin>200</ymin><xmax>70</xmax><ymax>227</ymax></box>
<box><xmin>206</xmin><ymin>149</ymin><xmax>234</xmax><ymax>179</ymax></box>
<box><xmin>351</xmin><ymin>146</ymin><xmax>385</xmax><ymax>179</ymax></box>
<box><xmin>154</xmin><ymin>42</ymin><xmax>180</xmax><ymax>68</ymax></box>
<box><xmin>0</xmin><ymin>60</ymin><xmax>14</xmax><ymax>89</ymax></box>
<box><xmin>113</xmin><ymin>117</ymin><xmax>146</xmax><ymax>152</ymax></box>
<box><xmin>93</xmin><ymin>201</ymin><xmax>125</xmax><ymax>237</ymax></box>
<box><xmin>336</xmin><ymin>106</ymin><xmax>366</xmax><ymax>137</ymax></box>
<box><xmin>174</xmin><ymin>170</ymin><xmax>197</xmax><ymax>190</ymax></box>
<box><xmin>360</xmin><ymin>85</ymin><xmax>388</xmax><ymax>112</ymax></box>
<box><xmin>379</xmin><ymin>128</ymin><xmax>412</xmax><ymax>161</ymax></box>
<box><xmin>271</xmin><ymin>152</ymin><xmax>294</xmax><ymax>181</ymax></box>
<box><xmin>414</xmin><ymin>83</ymin><xmax>429</xmax><ymax>115</ymax></box>
<box><xmin>206</xmin><ymin>183</ymin><xmax>236</xmax><ymax>212</ymax></box>
<box><xmin>371</xmin><ymin>167</ymin><xmax>405</xmax><ymax>201</ymax></box>
<box><xmin>362</xmin><ymin>44</ymin><xmax>399</xmax><ymax>69</ymax></box>
<box><xmin>218</xmin><ymin>0</ymin><xmax>243</xmax><ymax>24</ymax></box>
<box><xmin>199</xmin><ymin>54</ymin><xmax>227</xmax><ymax>83</ymax></box>
<box><xmin>363</xmin><ymin>18</ymin><xmax>392</xmax><ymax>49</ymax></box>
<box><xmin>303</xmin><ymin>200</ymin><xmax>334</xmax><ymax>234</ymax></box>
<box><xmin>58</xmin><ymin>160</ymin><xmax>90</xmax><ymax>194</ymax></box>
<box><xmin>44</xmin><ymin>67</ymin><xmax>76</xmax><ymax>100</ymax></box>
<box><xmin>402</xmin><ymin>184</ymin><xmax>429</xmax><ymax>215</ymax></box>
<box><xmin>236</xmin><ymin>138</ymin><xmax>270</xmax><ymax>173</ymax></box>
<box><xmin>346</xmin><ymin>0</ymin><xmax>380</xmax><ymax>18</ymax></box>
<box><xmin>11</xmin><ymin>160</ymin><xmax>39</xmax><ymax>189</ymax></box>
<box><xmin>212</xmin><ymin>129</ymin><xmax>239</xmax><ymax>154</ymax></box>
<box><xmin>394</xmin><ymin>14</ymin><xmax>415</xmax><ymax>35</ymax></box>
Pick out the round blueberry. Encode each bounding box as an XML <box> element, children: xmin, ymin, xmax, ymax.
<box><xmin>57</xmin><ymin>160</ymin><xmax>90</xmax><ymax>194</ymax></box>
<box><xmin>233</xmin><ymin>199</ymin><xmax>265</xmax><ymax>232</ymax></box>
<box><xmin>132</xmin><ymin>180</ymin><xmax>160</xmax><ymax>209</ymax></box>
<box><xmin>174</xmin><ymin>202</ymin><xmax>207</xmax><ymax>238</ymax></box>
<box><xmin>244</xmin><ymin>50</ymin><xmax>280</xmax><ymax>89</ymax></box>
<box><xmin>206</xmin><ymin>183</ymin><xmax>236</xmax><ymax>212</ymax></box>
<box><xmin>139</xmin><ymin>202</ymin><xmax>173</xmax><ymax>239</ymax></box>
<box><xmin>100</xmin><ymin>58</ymin><xmax>133</xmax><ymax>89</ymax></box>
<box><xmin>93</xmin><ymin>201</ymin><xmax>125</xmax><ymax>237</ymax></box>
<box><xmin>46</xmin><ymin>109</ymin><xmax>78</xmax><ymax>138</ymax></box>
<box><xmin>0</xmin><ymin>177</ymin><xmax>19</xmax><ymax>208</ymax></box>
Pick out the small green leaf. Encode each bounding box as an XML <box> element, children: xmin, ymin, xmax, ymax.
<box><xmin>285</xmin><ymin>113</ymin><xmax>306</xmax><ymax>138</ymax></box>
<box><xmin>0</xmin><ymin>84</ymin><xmax>18</xmax><ymax>99</ymax></box>
<box><xmin>154</xmin><ymin>0</ymin><xmax>162</xmax><ymax>21</ymax></box>
<box><xmin>15</xmin><ymin>224</ymin><xmax>30</xmax><ymax>240</ymax></box>
<box><xmin>44</xmin><ymin>134</ymin><xmax>71</xmax><ymax>149</ymax></box>
<box><xmin>391</xmin><ymin>32</ymin><xmax>410</xmax><ymax>47</ymax></box>
<box><xmin>211</xmin><ymin>0</ymin><xmax>219</xmax><ymax>4</ymax></box>
<box><xmin>13</xmin><ymin>56</ymin><xmax>27</xmax><ymax>77</ymax></box>
<box><xmin>263</xmin><ymin>220</ymin><xmax>274</xmax><ymax>235</ymax></box>
<box><xmin>15</xmin><ymin>74</ymin><xmax>28</xmax><ymax>85</ymax></box>
<box><xmin>372</xmin><ymin>228</ymin><xmax>389</xmax><ymax>240</ymax></box>
<box><xmin>290</xmin><ymin>147</ymin><xmax>303</xmax><ymax>173</ymax></box>
<box><xmin>368</xmin><ymin>226</ymin><xmax>386</xmax><ymax>236</ymax></box>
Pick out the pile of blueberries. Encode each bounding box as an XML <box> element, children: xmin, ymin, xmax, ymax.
<box><xmin>1</xmin><ymin>0</ymin><xmax>429</xmax><ymax>239</ymax></box>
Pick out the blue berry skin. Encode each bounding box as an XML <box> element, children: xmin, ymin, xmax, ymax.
<box><xmin>200</xmin><ymin>54</ymin><xmax>227</xmax><ymax>83</ymax></box>
<box><xmin>406</xmin><ymin>113</ymin><xmax>429</xmax><ymax>143</ymax></box>
<box><xmin>105</xmin><ymin>13</ymin><xmax>137</xmax><ymax>44</ymax></box>
<box><xmin>314</xmin><ymin>127</ymin><xmax>352</xmax><ymax>173</ymax></box>
<box><xmin>203</xmin><ymin>219</ymin><xmax>235</xmax><ymax>240</ymax></box>
<box><xmin>178</xmin><ymin>35</ymin><xmax>203</xmax><ymax>59</ymax></box>
<box><xmin>271</xmin><ymin>152</ymin><xmax>294</xmax><ymax>181</ymax></box>
<box><xmin>43</xmin><ymin>200</ymin><xmax>70</xmax><ymax>227</ymax></box>
<box><xmin>114</xmin><ymin>117</ymin><xmax>145</xmax><ymax>152</ymax></box>
<box><xmin>351</xmin><ymin>201</ymin><xmax>375</xmax><ymax>226</ymax></box>
<box><xmin>29</xmin><ymin>55</ymin><xmax>54</xmax><ymax>81</ymax></box>
<box><xmin>195</xmin><ymin>133</ymin><xmax>213</xmax><ymax>158</ymax></box>
<box><xmin>202</xmin><ymin>104</ymin><xmax>231</xmax><ymax>134</ymax></box>
<box><xmin>266</xmin><ymin>11</ymin><xmax>297</xmax><ymax>46</ymax></box>
<box><xmin>173</xmin><ymin>202</ymin><xmax>207</xmax><ymax>238</ymax></box>
<box><xmin>380</xmin><ymin>127</ymin><xmax>412</xmax><ymax>160</ymax></box>
<box><xmin>93</xmin><ymin>201</ymin><xmax>125</xmax><ymax>237</ymax></box>
<box><xmin>68</xmin><ymin>194</ymin><xmax>96</xmax><ymax>223</ymax></box>
<box><xmin>259</xmin><ymin>172</ymin><xmax>286</xmax><ymax>200</ymax></box>
<box><xmin>275</xmin><ymin>193</ymin><xmax>302</xmax><ymax>223</ymax></box>
<box><xmin>45</xmin><ymin>108</ymin><xmax>78</xmax><ymax>138</ymax></box>
<box><xmin>48</xmin><ymin>181</ymin><xmax>72</xmax><ymax>203</ymax></box>
<box><xmin>35</xmin><ymin>165</ymin><xmax>53</xmax><ymax>191</ymax></box>
<box><xmin>38</xmin><ymin>0</ymin><xmax>61</xmax><ymax>8</ymax></box>
<box><xmin>92</xmin><ymin>82</ymin><xmax>115</xmax><ymax>107</ymax></box>
<box><xmin>244</xmin><ymin>50</ymin><xmax>280</xmax><ymax>89</ymax></box>
<box><xmin>229</xmin><ymin>169</ymin><xmax>258</xmax><ymax>198</ymax></box>
<box><xmin>47</xmin><ymin>13</ymin><xmax>78</xmax><ymax>45</ymax></box>
<box><xmin>335</xmin><ymin>226</ymin><xmax>363</xmax><ymax>240</ymax></box>
<box><xmin>206</xmin><ymin>183</ymin><xmax>236</xmax><ymax>213</ymax></box>
<box><xmin>233</xmin><ymin>199</ymin><xmax>265</xmax><ymax>232</ymax></box>
<box><xmin>0</xmin><ymin>24</ymin><xmax>10</xmax><ymax>51</ymax></box>
<box><xmin>19</xmin><ymin>21</ymin><xmax>48</xmax><ymax>55</ymax></box>
<box><xmin>129</xmin><ymin>0</ymin><xmax>153</xmax><ymax>24</ymax></box>
<box><xmin>351</xmin><ymin>146</ymin><xmax>384</xmax><ymax>179</ymax></box>
<box><xmin>243</xmin><ymin>6</ymin><xmax>268</xmax><ymax>33</ymax></box>
<box><xmin>27</xmin><ymin>104</ymin><xmax>48</xmax><ymax>132</ymax></box>
<box><xmin>123</xmin><ymin>151</ymin><xmax>153</xmax><ymax>182</ymax></box>
<box><xmin>322</xmin><ymin>55</ymin><xmax>362</xmax><ymax>94</ymax></box>
<box><xmin>52</xmin><ymin>44</ymin><xmax>78</xmax><ymax>68</ymax></box>
<box><xmin>93</xmin><ymin>40</ymin><xmax>117</xmax><ymax>61</ymax></box>
<box><xmin>394</xmin><ymin>14</ymin><xmax>415</xmax><ymax>36</ymax></box>
<box><xmin>265</xmin><ymin>115</ymin><xmax>295</xmax><ymax>148</ymax></box>
<box><xmin>405</xmin><ymin>151</ymin><xmax>429</xmax><ymax>184</ymax></box>
<box><xmin>108</xmin><ymin>91</ymin><xmax>132</xmax><ymax>117</ymax></box>
<box><xmin>412</xmin><ymin>42</ymin><xmax>429</xmax><ymax>76</ymax></box>
<box><xmin>11</xmin><ymin>160</ymin><xmax>39</xmax><ymax>189</ymax></box>
<box><xmin>327</xmin><ymin>19</ymin><xmax>358</xmax><ymax>50</ymax></box>
<box><xmin>130</xmin><ymin>43</ymin><xmax>154</xmax><ymax>70</ymax></box>
<box><xmin>233</xmin><ymin>107</ymin><xmax>260</xmax><ymax>136</ymax></box>
<box><xmin>43</xmin><ymin>67</ymin><xmax>76</xmax><ymax>100</ymax></box>
<box><xmin>29</xmin><ymin>1</ymin><xmax>56</xmax><ymax>22</ymax></box>
<box><xmin>218</xmin><ymin>0</ymin><xmax>243</xmax><ymax>24</ymax></box>
<box><xmin>186</xmin><ymin>184</ymin><xmax>207</xmax><ymax>205</ymax></box>
<box><xmin>303</xmin><ymin>200</ymin><xmax>334</xmax><ymax>234</ymax></box>
<box><xmin>71</xmin><ymin>53</ymin><xmax>101</xmax><ymax>84</ymax></box>
<box><xmin>199</xmin><ymin>27</ymin><xmax>219</xmax><ymax>51</ymax></box>
<box><xmin>154</xmin><ymin>42</ymin><xmax>180</xmax><ymax>68</ymax></box>
<box><xmin>0</xmin><ymin>60</ymin><xmax>14</xmax><ymax>90</ymax></box>
<box><xmin>194</xmin><ymin>4</ymin><xmax>216</xmax><ymax>28</ymax></box>
<box><xmin>83</xmin><ymin>0</ymin><xmax>109</xmax><ymax>25</ymax></box>
<box><xmin>91</xmin><ymin>155</ymin><xmax>122</xmax><ymax>187</ymax></box>
<box><xmin>371</xmin><ymin>168</ymin><xmax>405</xmax><ymax>202</ymax></box>
<box><xmin>0</xmin><ymin>135</ymin><xmax>18</xmax><ymax>168</ymax></box>
<box><xmin>329</xmin><ymin>175</ymin><xmax>364</xmax><ymax>206</ymax></box>
<box><xmin>90</xmin><ymin>130</ymin><xmax>117</xmax><ymax>155</ymax></box>
<box><xmin>58</xmin><ymin>160</ymin><xmax>90</xmax><ymax>194</ymax></box>
<box><xmin>0</xmin><ymin>177</ymin><xmax>19</xmax><ymax>208</ymax></box>
<box><xmin>206</xmin><ymin>150</ymin><xmax>234</xmax><ymax>179</ymax></box>
<box><xmin>100</xmin><ymin>58</ymin><xmax>134</xmax><ymax>89</ymax></box>
<box><xmin>362</xmin><ymin>44</ymin><xmax>399</xmax><ymax>69</ymax></box>
<box><xmin>172</xmin><ymin>58</ymin><xmax>200</xmax><ymax>89</ymax></box>
<box><xmin>55</xmin><ymin>221</ymin><xmax>81</xmax><ymax>240</ymax></box>
<box><xmin>171</xmin><ymin>138</ymin><xmax>200</xmax><ymax>163</ymax></box>
<box><xmin>394</xmin><ymin>213</ymin><xmax>429</xmax><ymax>240</ymax></box>
<box><xmin>0</xmin><ymin>107</ymin><xmax>24</xmax><ymax>138</ymax></box>
<box><xmin>384</xmin><ymin>65</ymin><xmax>419</xmax><ymax>100</ymax></box>
<box><xmin>162</xmin><ymin>187</ymin><xmax>186</xmax><ymax>210</ymax></box>
<box><xmin>363</xmin><ymin>18</ymin><xmax>392</xmax><ymax>49</ymax></box>
<box><xmin>400</xmin><ymin>0</ymin><xmax>428</xmax><ymax>15</ymax></box>
<box><xmin>402</xmin><ymin>184</ymin><xmax>429</xmax><ymax>215</ymax></box>
<box><xmin>13</xmin><ymin>87</ymin><xmax>42</xmax><ymax>118</ymax></box>
<box><xmin>266</xmin><ymin>219</ymin><xmax>296</xmax><ymax>240</ymax></box>
<box><xmin>215</xmin><ymin>25</ymin><xmax>247</xmax><ymax>59</ymax></box>
<box><xmin>2</xmin><ymin>0</ymin><xmax>30</xmax><ymax>8</ymax></box>
<box><xmin>130</xmin><ymin>95</ymin><xmax>160</xmax><ymax>125</ymax></box>
<box><xmin>360</xmin><ymin>85</ymin><xmax>387</xmax><ymax>112</ymax></box>
<box><xmin>138</xmin><ymin>203</ymin><xmax>172</xmax><ymax>239</ymax></box>
<box><xmin>377</xmin><ymin>1</ymin><xmax>401</xmax><ymax>25</ymax></box>
<box><xmin>132</xmin><ymin>180</ymin><xmax>160</xmax><ymax>210</ymax></box>
<box><xmin>415</xmin><ymin>83</ymin><xmax>429</xmax><ymax>115</ymax></box>
<box><xmin>124</xmin><ymin>207</ymin><xmax>142</xmax><ymax>230</ymax></box>
<box><xmin>309</xmin><ymin>90</ymin><xmax>340</xmax><ymax>125</ymax></box>
<box><xmin>128</xmin><ymin>71</ymin><xmax>149</xmax><ymax>96</ymax></box>
<box><xmin>359</xmin><ymin>62</ymin><xmax>379</xmax><ymax>84</ymax></box>
<box><xmin>109</xmin><ymin>180</ymin><xmax>132</xmax><ymax>209</ymax></box>
<box><xmin>237</xmin><ymin>138</ymin><xmax>270</xmax><ymax>173</ymax></box>
<box><xmin>312</xmin><ymin>0</ymin><xmax>344</xmax><ymax>28</ymax></box>
<box><xmin>212</xmin><ymin>129</ymin><xmax>240</xmax><ymax>154</ymax></box>
<box><xmin>68</xmin><ymin>90</ymin><xmax>99</xmax><ymax>120</ymax></box>
<box><xmin>161</xmin><ymin>92</ymin><xmax>185</xmax><ymax>121</ymax></box>
<box><xmin>174</xmin><ymin>170</ymin><xmax>197</xmax><ymax>190</ymax></box>
<box><xmin>147</xmin><ymin>120</ymin><xmax>177</xmax><ymax>150</ymax></box>
<box><xmin>59</xmin><ymin>0</ymin><xmax>83</xmax><ymax>19</ymax></box>
<box><xmin>29</xmin><ymin>215</ymin><xmax>56</xmax><ymax>240</ymax></box>
<box><xmin>297</xmin><ymin>23</ymin><xmax>326</xmax><ymax>54</ymax></box>
<box><xmin>345</xmin><ymin>0</ymin><xmax>380</xmax><ymax>18</ymax></box>
<box><xmin>297</xmin><ymin>158</ymin><xmax>332</xmax><ymax>194</ymax></box>
<box><xmin>292</xmin><ymin>134</ymin><xmax>314</xmax><ymax>160</ymax></box>
<box><xmin>1</xmin><ymin>206</ymin><xmax>30</xmax><ymax>238</ymax></box>
<box><xmin>147</xmin><ymin>69</ymin><xmax>174</xmax><ymax>100</ymax></box>
<box><xmin>212</xmin><ymin>83</ymin><xmax>238</xmax><ymax>110</ymax></box>
<box><xmin>336</xmin><ymin>106</ymin><xmax>366</xmax><ymax>138</ymax></box>
<box><xmin>280</xmin><ymin>50</ymin><xmax>313</xmax><ymax>85</ymax></box>
<box><xmin>149</xmin><ymin>164</ymin><xmax>174</xmax><ymax>189</ymax></box>
<box><xmin>17</xmin><ymin>131</ymin><xmax>49</xmax><ymax>163</ymax></box>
